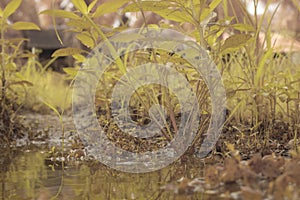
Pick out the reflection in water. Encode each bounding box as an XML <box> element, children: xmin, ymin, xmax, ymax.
<box><xmin>0</xmin><ymin>149</ymin><xmax>207</xmax><ymax>200</ymax></box>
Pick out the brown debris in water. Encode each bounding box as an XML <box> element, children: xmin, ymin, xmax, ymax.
<box><xmin>162</xmin><ymin>142</ymin><xmax>300</xmax><ymax>200</ymax></box>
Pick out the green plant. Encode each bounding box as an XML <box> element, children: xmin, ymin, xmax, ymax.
<box><xmin>14</xmin><ymin>57</ymin><xmax>72</xmax><ymax>113</ymax></box>
<box><xmin>0</xmin><ymin>0</ymin><xmax>40</xmax><ymax>143</ymax></box>
<box><xmin>41</xmin><ymin>0</ymin><xmax>300</xmax><ymax>153</ymax></box>
<box><xmin>220</xmin><ymin>0</ymin><xmax>300</xmax><ymax>148</ymax></box>
<box><xmin>43</xmin><ymin>3</ymin><xmax>219</xmax><ymax>114</ymax></box>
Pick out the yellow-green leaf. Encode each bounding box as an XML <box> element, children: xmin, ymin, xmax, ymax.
<box><xmin>90</xmin><ymin>29</ymin><xmax>98</xmax><ymax>41</ymax></box>
<box><xmin>110</xmin><ymin>33</ymin><xmax>144</xmax><ymax>43</ymax></box>
<box><xmin>200</xmin><ymin>10</ymin><xmax>217</xmax><ymax>27</ymax></box>
<box><xmin>123</xmin><ymin>1</ymin><xmax>171</xmax><ymax>12</ymax></box>
<box><xmin>76</xmin><ymin>33</ymin><xmax>94</xmax><ymax>48</ymax></box>
<box><xmin>198</xmin><ymin>0</ymin><xmax>221</xmax><ymax>23</ymax></box>
<box><xmin>221</xmin><ymin>34</ymin><xmax>252</xmax><ymax>53</ymax></box>
<box><xmin>208</xmin><ymin>0</ymin><xmax>222</xmax><ymax>12</ymax></box>
<box><xmin>87</xmin><ymin>0</ymin><xmax>98</xmax><ymax>13</ymax></box>
<box><xmin>0</xmin><ymin>7</ymin><xmax>3</xmax><ymax>18</ymax></box>
<box><xmin>72</xmin><ymin>54</ymin><xmax>86</xmax><ymax>63</ymax></box>
<box><xmin>7</xmin><ymin>80</ymin><xmax>33</xmax><ymax>87</ymax></box>
<box><xmin>155</xmin><ymin>9</ymin><xmax>194</xmax><ymax>23</ymax></box>
<box><xmin>232</xmin><ymin>23</ymin><xmax>255</xmax><ymax>32</ymax></box>
<box><xmin>11</xmin><ymin>22</ymin><xmax>40</xmax><ymax>30</ymax></box>
<box><xmin>63</xmin><ymin>67</ymin><xmax>79</xmax><ymax>78</ymax></box>
<box><xmin>66</xmin><ymin>18</ymin><xmax>90</xmax><ymax>29</ymax></box>
<box><xmin>52</xmin><ymin>48</ymin><xmax>87</xmax><ymax>57</ymax></box>
<box><xmin>71</xmin><ymin>0</ymin><xmax>88</xmax><ymax>14</ymax></box>
<box><xmin>40</xmin><ymin>9</ymin><xmax>81</xmax><ymax>19</ymax></box>
<box><xmin>94</xmin><ymin>0</ymin><xmax>131</xmax><ymax>17</ymax></box>
<box><xmin>42</xmin><ymin>100</ymin><xmax>62</xmax><ymax>118</ymax></box>
<box><xmin>255</xmin><ymin>48</ymin><xmax>273</xmax><ymax>87</ymax></box>
<box><xmin>124</xmin><ymin>1</ymin><xmax>194</xmax><ymax>23</ymax></box>
<box><xmin>3</xmin><ymin>0</ymin><xmax>22</xmax><ymax>19</ymax></box>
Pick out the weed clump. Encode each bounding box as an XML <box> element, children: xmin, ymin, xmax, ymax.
<box><xmin>0</xmin><ymin>0</ymin><xmax>40</xmax><ymax>144</ymax></box>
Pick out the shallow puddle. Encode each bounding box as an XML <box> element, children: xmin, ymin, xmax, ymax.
<box><xmin>0</xmin><ymin>148</ymin><xmax>221</xmax><ymax>200</ymax></box>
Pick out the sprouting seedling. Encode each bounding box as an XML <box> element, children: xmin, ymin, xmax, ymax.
<box><xmin>42</xmin><ymin>100</ymin><xmax>65</xmax><ymax>200</ymax></box>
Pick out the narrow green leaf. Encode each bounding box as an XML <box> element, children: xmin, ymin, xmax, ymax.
<box><xmin>154</xmin><ymin>9</ymin><xmax>194</xmax><ymax>23</ymax></box>
<box><xmin>40</xmin><ymin>9</ymin><xmax>81</xmax><ymax>19</ymax></box>
<box><xmin>71</xmin><ymin>0</ymin><xmax>88</xmax><ymax>14</ymax></box>
<box><xmin>66</xmin><ymin>18</ymin><xmax>90</xmax><ymax>30</ymax></box>
<box><xmin>94</xmin><ymin>0</ymin><xmax>130</xmax><ymax>17</ymax></box>
<box><xmin>0</xmin><ymin>7</ymin><xmax>3</xmax><ymax>18</ymax></box>
<box><xmin>42</xmin><ymin>100</ymin><xmax>61</xmax><ymax>118</ymax></box>
<box><xmin>124</xmin><ymin>1</ymin><xmax>194</xmax><ymax>23</ymax></box>
<box><xmin>208</xmin><ymin>0</ymin><xmax>222</xmax><ymax>12</ymax></box>
<box><xmin>200</xmin><ymin>10</ymin><xmax>217</xmax><ymax>27</ymax></box>
<box><xmin>111</xmin><ymin>33</ymin><xmax>144</xmax><ymax>43</ymax></box>
<box><xmin>87</xmin><ymin>0</ymin><xmax>98</xmax><ymax>13</ymax></box>
<box><xmin>198</xmin><ymin>0</ymin><xmax>221</xmax><ymax>23</ymax></box>
<box><xmin>7</xmin><ymin>80</ymin><xmax>33</xmax><ymax>87</ymax></box>
<box><xmin>255</xmin><ymin>48</ymin><xmax>273</xmax><ymax>87</ymax></box>
<box><xmin>3</xmin><ymin>0</ymin><xmax>22</xmax><ymax>19</ymax></box>
<box><xmin>52</xmin><ymin>47</ymin><xmax>87</xmax><ymax>57</ymax></box>
<box><xmin>123</xmin><ymin>1</ymin><xmax>171</xmax><ymax>12</ymax></box>
<box><xmin>232</xmin><ymin>23</ymin><xmax>255</xmax><ymax>32</ymax></box>
<box><xmin>221</xmin><ymin>34</ymin><xmax>252</xmax><ymax>53</ymax></box>
<box><xmin>76</xmin><ymin>33</ymin><xmax>95</xmax><ymax>48</ymax></box>
<box><xmin>11</xmin><ymin>22</ymin><xmax>40</xmax><ymax>30</ymax></box>
<box><xmin>90</xmin><ymin>29</ymin><xmax>99</xmax><ymax>41</ymax></box>
<box><xmin>199</xmin><ymin>8</ymin><xmax>210</xmax><ymax>22</ymax></box>
<box><xmin>63</xmin><ymin>67</ymin><xmax>79</xmax><ymax>78</ymax></box>
<box><xmin>200</xmin><ymin>0</ymin><xmax>222</xmax><ymax>23</ymax></box>
<box><xmin>72</xmin><ymin>54</ymin><xmax>86</xmax><ymax>63</ymax></box>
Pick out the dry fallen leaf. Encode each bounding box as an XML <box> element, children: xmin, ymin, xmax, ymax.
<box><xmin>221</xmin><ymin>157</ymin><xmax>241</xmax><ymax>183</ymax></box>
<box><xmin>241</xmin><ymin>186</ymin><xmax>263</xmax><ymax>200</ymax></box>
<box><xmin>271</xmin><ymin>174</ymin><xmax>292</xmax><ymax>200</ymax></box>
<box><xmin>284</xmin><ymin>160</ymin><xmax>300</xmax><ymax>185</ymax></box>
<box><xmin>261</xmin><ymin>155</ymin><xmax>282</xmax><ymax>178</ymax></box>
<box><xmin>205</xmin><ymin>165</ymin><xmax>223</xmax><ymax>188</ymax></box>
<box><xmin>248</xmin><ymin>154</ymin><xmax>282</xmax><ymax>179</ymax></box>
<box><xmin>240</xmin><ymin>167</ymin><xmax>260</xmax><ymax>187</ymax></box>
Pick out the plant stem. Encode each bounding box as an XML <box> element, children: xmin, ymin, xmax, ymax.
<box><xmin>1</xmin><ymin>21</ymin><xmax>6</xmax><ymax>103</ymax></box>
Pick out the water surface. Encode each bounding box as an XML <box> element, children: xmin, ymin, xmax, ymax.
<box><xmin>0</xmin><ymin>148</ymin><xmax>215</xmax><ymax>200</ymax></box>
